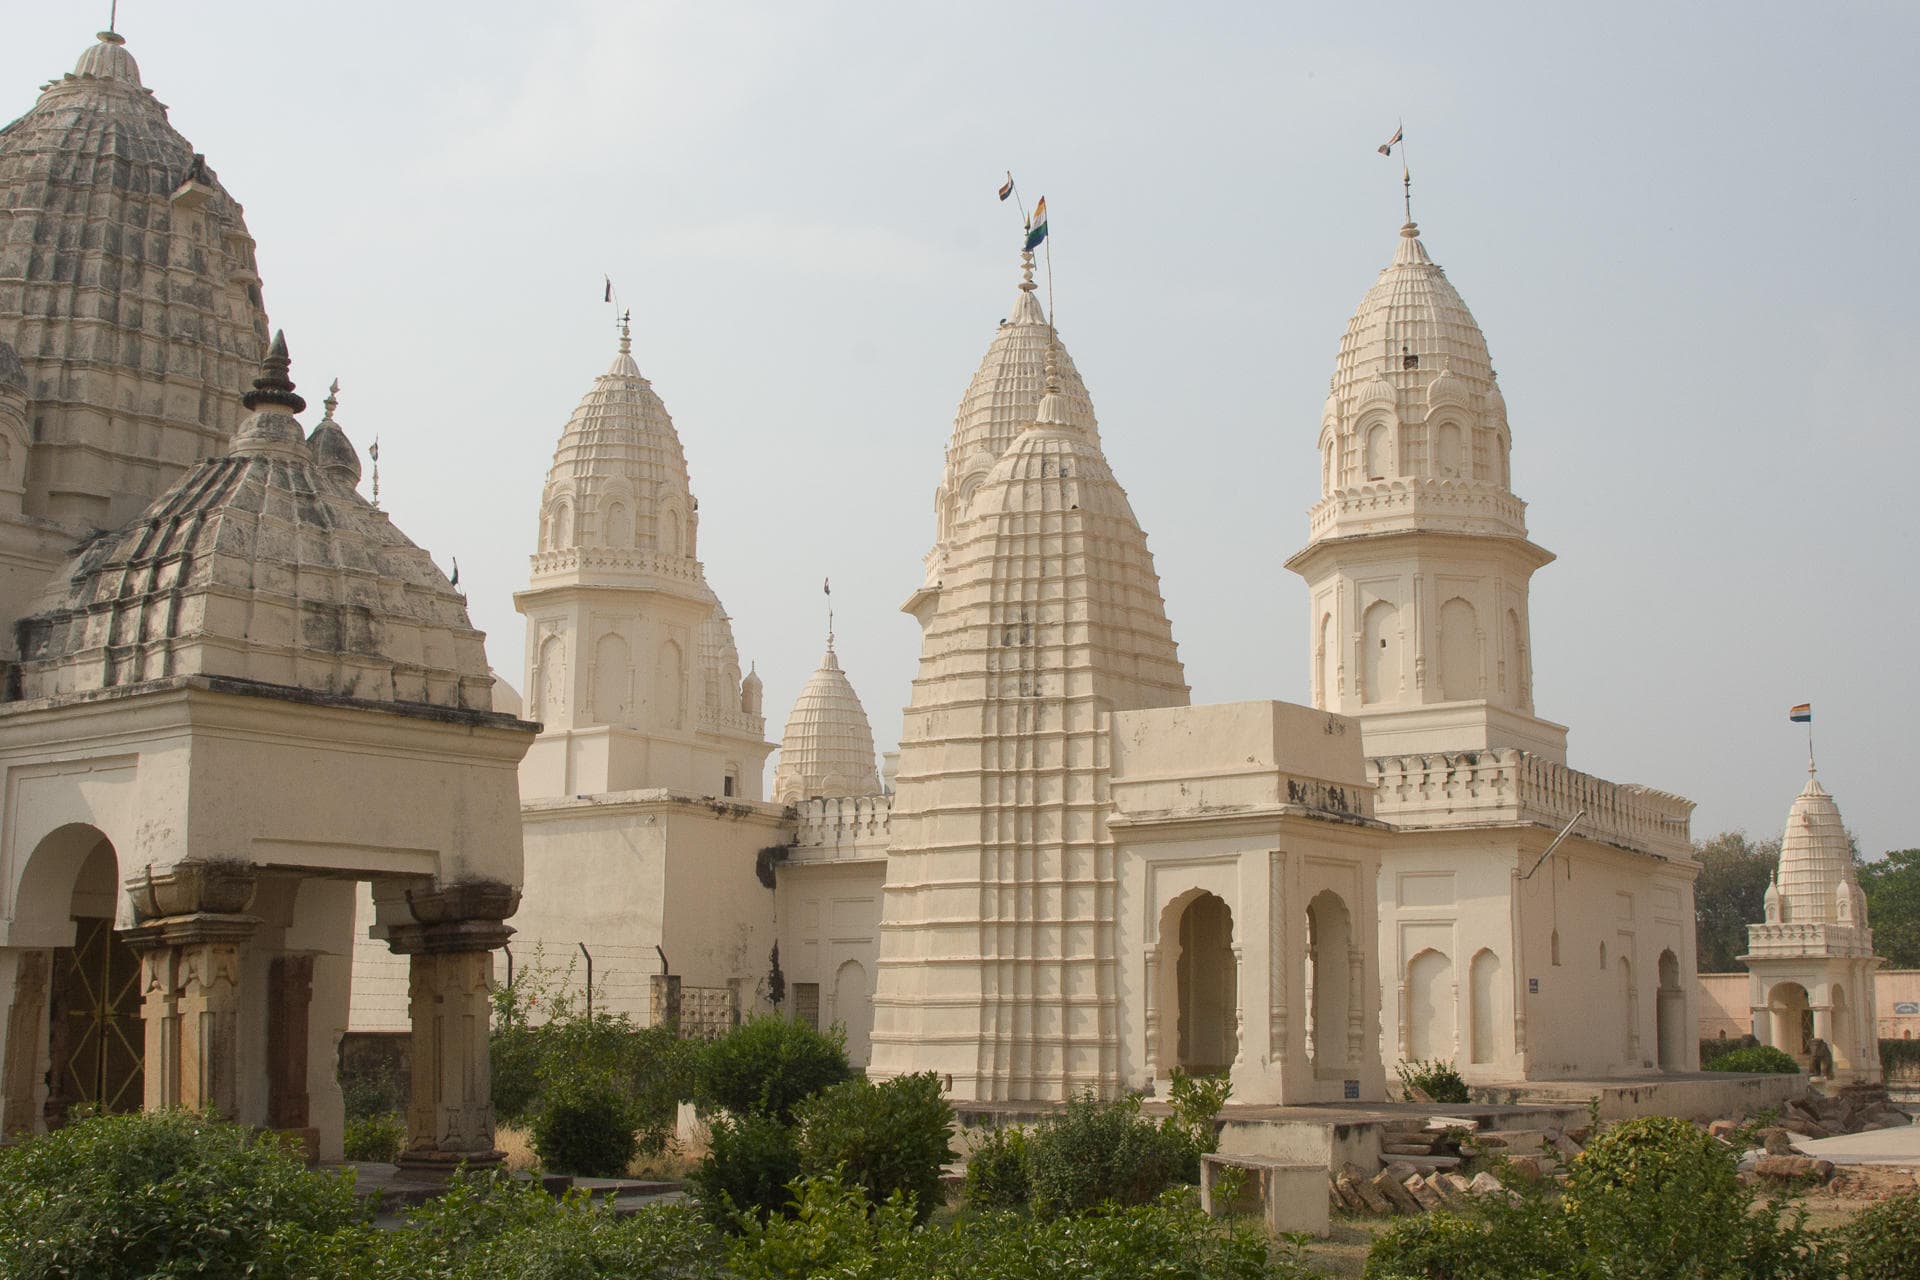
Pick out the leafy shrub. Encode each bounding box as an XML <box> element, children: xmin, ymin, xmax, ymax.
<box><xmin>1025</xmin><ymin>1092</ymin><xmax>1196</xmax><ymax>1218</ymax></box>
<box><xmin>1703</xmin><ymin>1044</ymin><xmax>1801</xmax><ymax>1074</ymax></box>
<box><xmin>1395</xmin><ymin>1058</ymin><xmax>1471</xmax><ymax>1103</ymax></box>
<box><xmin>531</xmin><ymin>1074</ymin><xmax>640</xmax><ymax>1178</ymax></box>
<box><xmin>1881</xmin><ymin>1037</ymin><xmax>1920</xmax><ymax>1072</ymax></box>
<box><xmin>1166</xmin><ymin>1068</ymin><xmax>1232</xmax><ymax>1153</ymax></box>
<box><xmin>688</xmin><ymin>1110</ymin><xmax>803</xmax><ymax>1228</ymax></box>
<box><xmin>794</xmin><ymin>1072</ymin><xmax>956</xmax><ymax>1221</ymax></box>
<box><xmin>1563</xmin><ymin>1116</ymin><xmax>1750</xmax><ymax>1278</ymax></box>
<box><xmin>0</xmin><ymin>1110</ymin><xmax>364</xmax><ymax>1280</ymax></box>
<box><xmin>343</xmin><ymin>1111</ymin><xmax>405</xmax><ymax>1163</ymax></box>
<box><xmin>1699</xmin><ymin>1034</ymin><xmax>1760</xmax><ymax>1068</ymax></box>
<box><xmin>963</xmin><ymin>1125</ymin><xmax>1031</xmax><ymax>1210</ymax></box>
<box><xmin>692</xmin><ymin>1015</ymin><xmax>851</xmax><ymax>1123</ymax></box>
<box><xmin>730</xmin><ymin>1174</ymin><xmax>1284</xmax><ymax>1280</ymax></box>
<box><xmin>1363</xmin><ymin>1204</ymin><xmax>1568</xmax><ymax>1280</ymax></box>
<box><xmin>1837</xmin><ymin>1188</ymin><xmax>1920</xmax><ymax>1280</ymax></box>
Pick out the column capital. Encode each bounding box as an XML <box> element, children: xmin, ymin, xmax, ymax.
<box><xmin>124</xmin><ymin>860</ymin><xmax>257</xmax><ymax>922</ymax></box>
<box><xmin>385</xmin><ymin>880</ymin><xmax>518</xmax><ymax>956</ymax></box>
<box><xmin>121</xmin><ymin>913</ymin><xmax>259</xmax><ymax>952</ymax></box>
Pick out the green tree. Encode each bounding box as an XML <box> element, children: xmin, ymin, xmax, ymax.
<box><xmin>1693</xmin><ymin>830</ymin><xmax>1778</xmax><ymax>972</ymax></box>
<box><xmin>1859</xmin><ymin>848</ymin><xmax>1920</xmax><ymax>968</ymax></box>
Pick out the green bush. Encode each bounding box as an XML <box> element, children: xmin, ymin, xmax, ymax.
<box><xmin>729</xmin><ymin>1173</ymin><xmax>1285</xmax><ymax>1280</ymax></box>
<box><xmin>343</xmin><ymin>1111</ymin><xmax>405</xmax><ymax>1163</ymax></box>
<box><xmin>1563</xmin><ymin>1116</ymin><xmax>1752</xmax><ymax>1278</ymax></box>
<box><xmin>531</xmin><ymin>1074</ymin><xmax>641</xmax><ymax>1178</ymax></box>
<box><xmin>1876</xmin><ymin>1037</ymin><xmax>1920</xmax><ymax>1071</ymax></box>
<box><xmin>1363</xmin><ymin>1200</ymin><xmax>1572</xmax><ymax>1280</ymax></box>
<box><xmin>691</xmin><ymin>1015</ymin><xmax>851</xmax><ymax>1123</ymax></box>
<box><xmin>1025</xmin><ymin>1092</ymin><xmax>1197</xmax><ymax>1218</ymax></box>
<box><xmin>0</xmin><ymin>1110</ymin><xmax>365</xmax><ymax>1280</ymax></box>
<box><xmin>1166</xmin><ymin>1068</ymin><xmax>1232</xmax><ymax>1153</ymax></box>
<box><xmin>794</xmin><ymin>1071</ymin><xmax>956</xmax><ymax>1221</ymax></box>
<box><xmin>963</xmin><ymin>1125</ymin><xmax>1031</xmax><ymax>1210</ymax></box>
<box><xmin>1702</xmin><ymin>1043</ymin><xmax>1801</xmax><ymax>1074</ymax></box>
<box><xmin>1699</xmin><ymin>1034</ymin><xmax>1760</xmax><ymax>1068</ymax></box>
<box><xmin>1395</xmin><ymin>1058</ymin><xmax>1471</xmax><ymax>1103</ymax></box>
<box><xmin>1837</xmin><ymin>1188</ymin><xmax>1920</xmax><ymax>1280</ymax></box>
<box><xmin>688</xmin><ymin>1110</ymin><xmax>803</xmax><ymax>1228</ymax></box>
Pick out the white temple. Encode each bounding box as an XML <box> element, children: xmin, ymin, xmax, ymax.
<box><xmin>1742</xmin><ymin>769</ymin><xmax>1882</xmax><ymax>1081</ymax></box>
<box><xmin>0</xmin><ymin>25</ymin><xmax>1757</xmax><ymax>1147</ymax></box>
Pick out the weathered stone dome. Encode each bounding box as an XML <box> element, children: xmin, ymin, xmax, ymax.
<box><xmin>772</xmin><ymin>642</ymin><xmax>881</xmax><ymax>802</ymax></box>
<box><xmin>0</xmin><ymin>339</ymin><xmax>23</xmax><ymax>392</ymax></box>
<box><xmin>305</xmin><ymin>380</ymin><xmax>362</xmax><ymax>488</ymax></box>
<box><xmin>0</xmin><ymin>30</ymin><xmax>270</xmax><ymax>530</ymax></box>
<box><xmin>13</xmin><ymin>336</ymin><xmax>493</xmax><ymax>711</ymax></box>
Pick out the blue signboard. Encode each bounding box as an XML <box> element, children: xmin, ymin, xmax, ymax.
<box><xmin>1895</xmin><ymin>1001</ymin><xmax>1919</xmax><ymax>1015</ymax></box>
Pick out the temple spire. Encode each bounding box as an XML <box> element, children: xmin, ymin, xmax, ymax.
<box><xmin>242</xmin><ymin>330</ymin><xmax>305</xmax><ymax>413</ymax></box>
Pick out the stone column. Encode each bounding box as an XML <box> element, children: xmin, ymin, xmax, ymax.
<box><xmin>122</xmin><ymin>863</ymin><xmax>258</xmax><ymax>1119</ymax></box>
<box><xmin>1</xmin><ymin>949</ymin><xmax>51</xmax><ymax>1136</ymax></box>
<box><xmin>267</xmin><ymin>954</ymin><xmax>318</xmax><ymax>1162</ymax></box>
<box><xmin>384</xmin><ymin>882</ymin><xmax>517</xmax><ymax>1178</ymax></box>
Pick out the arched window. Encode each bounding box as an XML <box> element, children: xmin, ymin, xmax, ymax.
<box><xmin>1365</xmin><ymin>423</ymin><xmax>1390</xmax><ymax>481</ymax></box>
<box><xmin>1436</xmin><ymin>422</ymin><xmax>1463</xmax><ymax>478</ymax></box>
<box><xmin>1305</xmin><ymin>891</ymin><xmax>1353</xmax><ymax>1071</ymax></box>
<box><xmin>1362</xmin><ymin>600</ymin><xmax>1399</xmax><ymax>706</ymax></box>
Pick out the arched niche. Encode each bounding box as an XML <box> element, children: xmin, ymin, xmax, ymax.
<box><xmin>1468</xmin><ymin>949</ymin><xmax>1502</xmax><ymax>1065</ymax></box>
<box><xmin>1362</xmin><ymin>600</ymin><xmax>1400</xmax><ymax>706</ymax></box>
<box><xmin>1406</xmin><ymin>947</ymin><xmax>1454</xmax><ymax>1063</ymax></box>
<box><xmin>1365</xmin><ymin>422</ymin><xmax>1391</xmax><ymax>481</ymax></box>
<box><xmin>1437</xmin><ymin>597</ymin><xmax>1479</xmax><ymax>702</ymax></box>
<box><xmin>592</xmin><ymin>633</ymin><xmax>631</xmax><ymax>724</ymax></box>
<box><xmin>656</xmin><ymin>640</ymin><xmax>684</xmax><ymax>730</ymax></box>
<box><xmin>833</xmin><ymin>958</ymin><xmax>872</xmax><ymax>1068</ymax></box>
<box><xmin>1656</xmin><ymin>949</ymin><xmax>1685</xmax><ymax>1071</ymax></box>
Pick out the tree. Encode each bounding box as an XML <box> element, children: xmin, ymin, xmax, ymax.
<box><xmin>1692</xmin><ymin>831</ymin><xmax>1778</xmax><ymax>972</ymax></box>
<box><xmin>1859</xmin><ymin>848</ymin><xmax>1920</xmax><ymax>968</ymax></box>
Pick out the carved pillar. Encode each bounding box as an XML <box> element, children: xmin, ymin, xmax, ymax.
<box><xmin>384</xmin><ymin>882</ymin><xmax>517</xmax><ymax>1178</ymax></box>
<box><xmin>1230</xmin><ymin>945</ymin><xmax>1246</xmax><ymax>1069</ymax></box>
<box><xmin>1267</xmin><ymin>853</ymin><xmax>1286</xmax><ymax>1059</ymax></box>
<box><xmin>268</xmin><ymin>954</ymin><xmax>317</xmax><ymax>1161</ymax></box>
<box><xmin>122</xmin><ymin>863</ymin><xmax>258</xmax><ymax>1119</ymax></box>
<box><xmin>2</xmin><ymin>949</ymin><xmax>50</xmax><ymax>1136</ymax></box>
<box><xmin>1143</xmin><ymin>949</ymin><xmax>1160</xmax><ymax>1076</ymax></box>
<box><xmin>1346</xmin><ymin>946</ymin><xmax>1367</xmax><ymax>1070</ymax></box>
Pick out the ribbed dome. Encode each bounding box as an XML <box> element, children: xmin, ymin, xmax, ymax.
<box><xmin>772</xmin><ymin>642</ymin><xmax>881</xmax><ymax>803</ymax></box>
<box><xmin>927</xmin><ymin>252</ymin><xmax>1096</xmax><ymax>576</ymax></box>
<box><xmin>1774</xmin><ymin>772</ymin><xmax>1863</xmax><ymax>927</ymax></box>
<box><xmin>0</xmin><ymin>30</ymin><xmax>270</xmax><ymax>530</ymax></box>
<box><xmin>0</xmin><ymin>340</ymin><xmax>22</xmax><ymax>391</ymax></box>
<box><xmin>534</xmin><ymin>331</ymin><xmax>697</xmax><ymax>569</ymax></box>
<box><xmin>1336</xmin><ymin>222</ymin><xmax>1493</xmax><ymax>399</ymax></box>
<box><xmin>13</xmin><ymin>339</ymin><xmax>493</xmax><ymax>711</ymax></box>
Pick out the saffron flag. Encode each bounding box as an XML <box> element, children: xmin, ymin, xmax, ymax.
<box><xmin>1789</xmin><ymin>703</ymin><xmax>1812</xmax><ymax>723</ymax></box>
<box><xmin>998</xmin><ymin>172</ymin><xmax>1015</xmax><ymax>202</ymax></box>
<box><xmin>1378</xmin><ymin>125</ymin><xmax>1403</xmax><ymax>156</ymax></box>
<box><xmin>1024</xmin><ymin>196</ymin><xmax>1048</xmax><ymax>250</ymax></box>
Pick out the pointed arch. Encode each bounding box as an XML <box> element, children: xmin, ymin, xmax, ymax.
<box><xmin>1435</xmin><ymin>421</ymin><xmax>1464</xmax><ymax>478</ymax></box>
<box><xmin>1365</xmin><ymin>422</ymin><xmax>1391</xmax><ymax>480</ymax></box>
<box><xmin>656</xmin><ymin>640</ymin><xmax>684</xmax><ymax>729</ymax></box>
<box><xmin>602</xmin><ymin>500</ymin><xmax>632</xmax><ymax>549</ymax></box>
<box><xmin>592</xmin><ymin>633</ymin><xmax>631</xmax><ymax>724</ymax></box>
<box><xmin>535</xmin><ymin>634</ymin><xmax>566</xmax><ymax>722</ymax></box>
<box><xmin>1468</xmin><ymin>948</ymin><xmax>1502</xmax><ymax>1064</ymax></box>
<box><xmin>1316</xmin><ymin>612</ymin><xmax>1335</xmax><ymax>709</ymax></box>
<box><xmin>1407</xmin><ymin>948</ymin><xmax>1454</xmax><ymax>1063</ymax></box>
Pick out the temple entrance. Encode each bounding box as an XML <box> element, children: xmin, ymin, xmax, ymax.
<box><xmin>1305</xmin><ymin>891</ymin><xmax>1353</xmax><ymax>1071</ymax></box>
<box><xmin>1766</xmin><ymin>982</ymin><xmax>1812</xmax><ymax>1062</ymax></box>
<box><xmin>44</xmin><ymin>835</ymin><xmax>141</xmax><ymax>1126</ymax></box>
<box><xmin>1170</xmin><ymin>893</ymin><xmax>1236</xmax><ymax>1074</ymax></box>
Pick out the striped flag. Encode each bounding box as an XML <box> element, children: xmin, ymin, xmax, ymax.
<box><xmin>1789</xmin><ymin>703</ymin><xmax>1812</xmax><ymax>723</ymax></box>
<box><xmin>1024</xmin><ymin>196</ymin><xmax>1048</xmax><ymax>250</ymax></box>
<box><xmin>998</xmin><ymin>172</ymin><xmax>1015</xmax><ymax>202</ymax></box>
<box><xmin>1378</xmin><ymin>125</ymin><xmax>1403</xmax><ymax>156</ymax></box>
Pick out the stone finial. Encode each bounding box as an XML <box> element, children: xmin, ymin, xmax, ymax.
<box><xmin>322</xmin><ymin>378</ymin><xmax>340</xmax><ymax>420</ymax></box>
<box><xmin>1019</xmin><ymin>248</ymin><xmax>1038</xmax><ymax>294</ymax></box>
<box><xmin>242</xmin><ymin>330</ymin><xmax>306</xmax><ymax>413</ymax></box>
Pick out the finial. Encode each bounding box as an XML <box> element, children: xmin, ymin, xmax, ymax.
<box><xmin>322</xmin><ymin>377</ymin><xmax>340</xmax><ymax>421</ymax></box>
<box><xmin>1403</xmin><ymin>159</ymin><xmax>1412</xmax><ymax>224</ymax></box>
<box><xmin>1043</xmin><ymin>336</ymin><xmax>1061</xmax><ymax>396</ymax></box>
<box><xmin>107</xmin><ymin>0</ymin><xmax>120</xmax><ymax>36</ymax></box>
<box><xmin>823</xmin><ymin>577</ymin><xmax>834</xmax><ymax>649</ymax></box>
<box><xmin>369</xmin><ymin>436</ymin><xmax>381</xmax><ymax>508</ymax></box>
<box><xmin>1019</xmin><ymin>248</ymin><xmax>1037</xmax><ymax>294</ymax></box>
<box><xmin>619</xmin><ymin>309</ymin><xmax>632</xmax><ymax>356</ymax></box>
<box><xmin>242</xmin><ymin>330</ymin><xmax>306</xmax><ymax>413</ymax></box>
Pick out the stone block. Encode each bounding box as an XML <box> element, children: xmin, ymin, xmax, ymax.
<box><xmin>1405</xmin><ymin>1173</ymin><xmax>1444</xmax><ymax>1212</ymax></box>
<box><xmin>1349</xmin><ymin>1170</ymin><xmax>1393</xmax><ymax>1215</ymax></box>
<box><xmin>1440</xmin><ymin>1172</ymin><xmax>1475</xmax><ymax>1203</ymax></box>
<box><xmin>1707</xmin><ymin>1119</ymin><xmax>1740</xmax><ymax>1140</ymax></box>
<box><xmin>1753</xmin><ymin>1155</ymin><xmax>1834</xmax><ymax>1184</ymax></box>
<box><xmin>1468</xmin><ymin>1171</ymin><xmax>1505</xmax><ymax>1197</ymax></box>
<box><xmin>1373</xmin><ymin>1169</ymin><xmax>1422</xmax><ymax>1214</ymax></box>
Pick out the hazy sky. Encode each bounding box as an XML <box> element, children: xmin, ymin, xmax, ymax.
<box><xmin>5</xmin><ymin>2</ymin><xmax>1915</xmax><ymax>858</ymax></box>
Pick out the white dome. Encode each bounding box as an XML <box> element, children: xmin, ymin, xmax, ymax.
<box><xmin>1774</xmin><ymin>773</ymin><xmax>1862</xmax><ymax>927</ymax></box>
<box><xmin>772</xmin><ymin>643</ymin><xmax>880</xmax><ymax>802</ymax></box>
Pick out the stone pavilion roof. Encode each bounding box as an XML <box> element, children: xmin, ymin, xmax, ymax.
<box><xmin>13</xmin><ymin>335</ymin><xmax>494</xmax><ymax>712</ymax></box>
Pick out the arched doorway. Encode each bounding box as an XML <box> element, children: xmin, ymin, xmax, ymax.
<box><xmin>1167</xmin><ymin>893</ymin><xmax>1236</xmax><ymax>1074</ymax></box>
<box><xmin>1656</xmin><ymin>950</ymin><xmax>1685</xmax><ymax>1071</ymax></box>
<box><xmin>1305</xmin><ymin>891</ymin><xmax>1351</xmax><ymax>1071</ymax></box>
<box><xmin>833</xmin><ymin>959</ymin><xmax>872</xmax><ymax>1068</ymax></box>
<box><xmin>1766</xmin><ymin>982</ymin><xmax>1811</xmax><ymax>1062</ymax></box>
<box><xmin>16</xmin><ymin>826</ymin><xmax>141</xmax><ymax>1127</ymax></box>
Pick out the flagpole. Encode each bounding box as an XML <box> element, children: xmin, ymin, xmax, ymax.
<box><xmin>1399</xmin><ymin>121</ymin><xmax>1412</xmax><ymax>222</ymax></box>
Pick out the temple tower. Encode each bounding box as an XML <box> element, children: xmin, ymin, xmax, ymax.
<box><xmin>514</xmin><ymin>322</ymin><xmax>770</xmax><ymax>800</ymax></box>
<box><xmin>1744</xmin><ymin>769</ymin><xmax>1883</xmax><ymax>1082</ymax></box>
<box><xmin>870</xmin><ymin>256</ymin><xmax>1188</xmax><ymax>1101</ymax></box>
<box><xmin>1286</xmin><ymin>219</ymin><xmax>1566</xmax><ymax>762</ymax></box>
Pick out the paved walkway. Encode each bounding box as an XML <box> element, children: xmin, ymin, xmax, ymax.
<box><xmin>1792</xmin><ymin>1124</ymin><xmax>1920</xmax><ymax>1167</ymax></box>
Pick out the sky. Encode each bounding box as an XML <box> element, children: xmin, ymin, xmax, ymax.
<box><xmin>4</xmin><ymin>1</ymin><xmax>1916</xmax><ymax>857</ymax></box>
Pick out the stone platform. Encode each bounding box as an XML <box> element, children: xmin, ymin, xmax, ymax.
<box><xmin>1213</xmin><ymin>1099</ymin><xmax>1589</xmax><ymax>1174</ymax></box>
<box><xmin>1469</xmin><ymin>1071</ymin><xmax>1806</xmax><ymax>1122</ymax></box>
